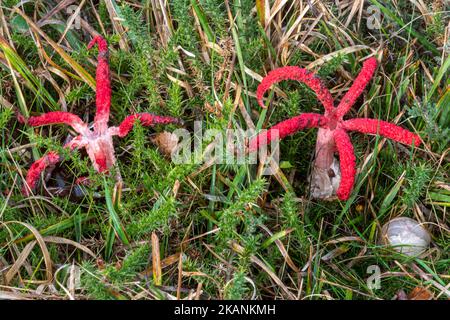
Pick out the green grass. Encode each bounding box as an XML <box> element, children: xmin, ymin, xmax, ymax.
<box><xmin>0</xmin><ymin>0</ymin><xmax>448</xmax><ymax>300</ymax></box>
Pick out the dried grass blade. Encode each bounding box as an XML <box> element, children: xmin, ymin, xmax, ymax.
<box><xmin>2</xmin><ymin>221</ymin><xmax>53</xmax><ymax>285</ymax></box>
<box><xmin>15</xmin><ymin>9</ymin><xmax>96</xmax><ymax>89</ymax></box>
<box><xmin>43</xmin><ymin>236</ymin><xmax>96</xmax><ymax>258</ymax></box>
<box><xmin>151</xmin><ymin>232</ymin><xmax>162</xmax><ymax>285</ymax></box>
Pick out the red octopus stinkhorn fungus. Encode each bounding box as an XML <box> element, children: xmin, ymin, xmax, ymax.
<box><xmin>249</xmin><ymin>57</ymin><xmax>421</xmax><ymax>200</ymax></box>
<box><xmin>21</xmin><ymin>36</ymin><xmax>182</xmax><ymax>195</ymax></box>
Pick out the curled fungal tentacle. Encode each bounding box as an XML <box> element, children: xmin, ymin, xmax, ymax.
<box><xmin>88</xmin><ymin>36</ymin><xmax>111</xmax><ymax>134</ymax></box>
<box><xmin>335</xmin><ymin>58</ymin><xmax>378</xmax><ymax>119</ymax></box>
<box><xmin>342</xmin><ymin>118</ymin><xmax>421</xmax><ymax>147</ymax></box>
<box><xmin>333</xmin><ymin>129</ymin><xmax>356</xmax><ymax>200</ymax></box>
<box><xmin>117</xmin><ymin>113</ymin><xmax>182</xmax><ymax>137</ymax></box>
<box><xmin>249</xmin><ymin>113</ymin><xmax>327</xmax><ymax>152</ymax></box>
<box><xmin>27</xmin><ymin>111</ymin><xmax>88</xmax><ymax>134</ymax></box>
<box><xmin>23</xmin><ymin>151</ymin><xmax>61</xmax><ymax>195</ymax></box>
<box><xmin>256</xmin><ymin>66</ymin><xmax>335</xmax><ymax>113</ymax></box>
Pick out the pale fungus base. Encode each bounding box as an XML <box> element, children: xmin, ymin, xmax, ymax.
<box><xmin>310</xmin><ymin>127</ymin><xmax>341</xmax><ymax>199</ymax></box>
<box><xmin>310</xmin><ymin>157</ymin><xmax>341</xmax><ymax>199</ymax></box>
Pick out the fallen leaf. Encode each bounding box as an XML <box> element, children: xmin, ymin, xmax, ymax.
<box><xmin>407</xmin><ymin>286</ymin><xmax>434</xmax><ymax>300</ymax></box>
<box><xmin>151</xmin><ymin>131</ymin><xmax>179</xmax><ymax>157</ymax></box>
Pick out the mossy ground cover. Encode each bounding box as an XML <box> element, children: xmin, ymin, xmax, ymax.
<box><xmin>0</xmin><ymin>0</ymin><xmax>448</xmax><ymax>300</ymax></box>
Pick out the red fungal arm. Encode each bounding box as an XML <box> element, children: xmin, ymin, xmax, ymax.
<box><xmin>88</xmin><ymin>36</ymin><xmax>108</xmax><ymax>52</ymax></box>
<box><xmin>27</xmin><ymin>112</ymin><xmax>87</xmax><ymax>134</ymax></box>
<box><xmin>88</xmin><ymin>36</ymin><xmax>111</xmax><ymax>134</ymax></box>
<box><xmin>16</xmin><ymin>112</ymin><xmax>27</xmax><ymax>124</ymax></box>
<box><xmin>117</xmin><ymin>113</ymin><xmax>182</xmax><ymax>137</ymax></box>
<box><xmin>249</xmin><ymin>113</ymin><xmax>327</xmax><ymax>152</ymax></box>
<box><xmin>342</xmin><ymin>118</ymin><xmax>421</xmax><ymax>147</ymax></box>
<box><xmin>257</xmin><ymin>66</ymin><xmax>335</xmax><ymax>113</ymax></box>
<box><xmin>335</xmin><ymin>58</ymin><xmax>377</xmax><ymax>119</ymax></box>
<box><xmin>93</xmin><ymin>152</ymin><xmax>108</xmax><ymax>172</ymax></box>
<box><xmin>64</xmin><ymin>135</ymin><xmax>87</xmax><ymax>150</ymax></box>
<box><xmin>76</xmin><ymin>176</ymin><xmax>91</xmax><ymax>186</ymax></box>
<box><xmin>333</xmin><ymin>129</ymin><xmax>356</xmax><ymax>200</ymax></box>
<box><xmin>23</xmin><ymin>136</ymin><xmax>86</xmax><ymax>195</ymax></box>
<box><xmin>23</xmin><ymin>151</ymin><xmax>61</xmax><ymax>195</ymax></box>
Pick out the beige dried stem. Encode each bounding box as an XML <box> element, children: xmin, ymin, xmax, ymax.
<box><xmin>104</xmin><ymin>0</ymin><xmax>129</xmax><ymax>51</ymax></box>
<box><xmin>150</xmin><ymin>0</ymin><xmax>174</xmax><ymax>48</ymax></box>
